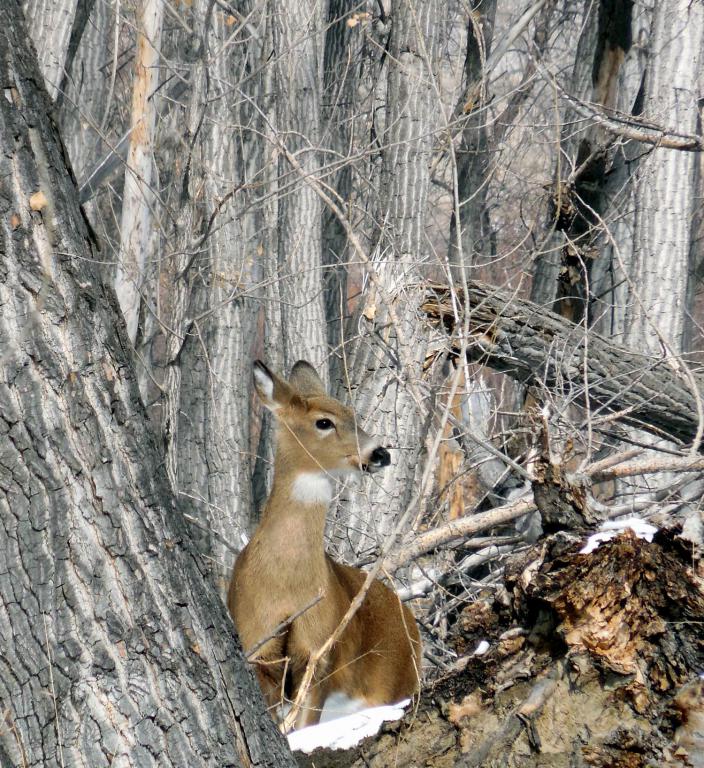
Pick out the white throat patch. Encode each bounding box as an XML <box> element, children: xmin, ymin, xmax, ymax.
<box><xmin>291</xmin><ymin>473</ymin><xmax>333</xmax><ymax>505</ymax></box>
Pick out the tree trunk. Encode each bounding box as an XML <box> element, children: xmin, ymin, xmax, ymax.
<box><xmin>270</xmin><ymin>0</ymin><xmax>328</xmax><ymax>375</ymax></box>
<box><xmin>447</xmin><ymin>0</ymin><xmax>497</xmax><ymax>278</ymax></box>
<box><xmin>532</xmin><ymin>0</ymin><xmax>635</xmax><ymax>320</ymax></box>
<box><xmin>114</xmin><ymin>0</ymin><xmax>164</xmax><ymax>344</ymax></box>
<box><xmin>623</xmin><ymin>0</ymin><xmax>704</xmax><ymax>353</ymax></box>
<box><xmin>147</xmin><ymin>0</ymin><xmax>268</xmax><ymax>586</ymax></box>
<box><xmin>56</xmin><ymin>0</ymin><xmax>122</xmax><ymax>186</ymax></box>
<box><xmin>0</xmin><ymin>9</ymin><xmax>295</xmax><ymax>766</ymax></box>
<box><xmin>331</xmin><ymin>0</ymin><xmax>442</xmax><ymax>557</ymax></box>
<box><xmin>320</xmin><ymin>0</ymin><xmax>365</xmax><ymax>355</ymax></box>
<box><xmin>22</xmin><ymin>0</ymin><xmax>84</xmax><ymax>100</ymax></box>
<box><xmin>589</xmin><ymin>2</ymin><xmax>652</xmax><ymax>340</ymax></box>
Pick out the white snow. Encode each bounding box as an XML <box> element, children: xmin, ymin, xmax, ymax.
<box><xmin>473</xmin><ymin>640</ymin><xmax>490</xmax><ymax>656</ymax></box>
<box><xmin>287</xmin><ymin>699</ymin><xmax>411</xmax><ymax>753</ymax></box>
<box><xmin>319</xmin><ymin>692</ymin><xmax>368</xmax><ymax>722</ymax></box>
<box><xmin>580</xmin><ymin>517</ymin><xmax>658</xmax><ymax>554</ymax></box>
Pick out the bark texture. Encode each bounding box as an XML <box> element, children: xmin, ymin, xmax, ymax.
<box><xmin>0</xmin><ymin>9</ymin><xmax>295</xmax><ymax>766</ymax></box>
<box><xmin>114</xmin><ymin>0</ymin><xmax>163</xmax><ymax>343</ymax></box>
<box><xmin>149</xmin><ymin>0</ymin><xmax>266</xmax><ymax>585</ymax></box>
<box><xmin>447</xmin><ymin>0</ymin><xmax>497</xmax><ymax>276</ymax></box>
<box><xmin>22</xmin><ymin>0</ymin><xmax>84</xmax><ymax>100</ymax></box>
<box><xmin>57</xmin><ymin>0</ymin><xmax>121</xmax><ymax>186</ymax></box>
<box><xmin>534</xmin><ymin>0</ymin><xmax>635</xmax><ymax>320</ymax></box>
<box><xmin>321</xmin><ymin>0</ymin><xmax>367</xmax><ymax>354</ymax></box>
<box><xmin>330</xmin><ymin>0</ymin><xmax>442</xmax><ymax>558</ymax></box>
<box><xmin>271</xmin><ymin>0</ymin><xmax>328</xmax><ymax>374</ymax></box>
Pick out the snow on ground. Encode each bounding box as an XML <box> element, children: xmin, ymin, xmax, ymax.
<box><xmin>287</xmin><ymin>699</ymin><xmax>411</xmax><ymax>753</ymax></box>
<box><xmin>580</xmin><ymin>517</ymin><xmax>658</xmax><ymax>554</ymax></box>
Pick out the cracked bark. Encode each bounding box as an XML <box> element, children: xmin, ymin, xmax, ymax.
<box><xmin>623</xmin><ymin>0</ymin><xmax>704</xmax><ymax>354</ymax></box>
<box><xmin>0</xmin><ymin>7</ymin><xmax>295</xmax><ymax>766</ymax></box>
<box><xmin>269</xmin><ymin>0</ymin><xmax>328</xmax><ymax>376</ymax></box>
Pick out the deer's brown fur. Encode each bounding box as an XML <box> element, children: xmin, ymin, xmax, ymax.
<box><xmin>228</xmin><ymin>360</ymin><xmax>420</xmax><ymax>729</ymax></box>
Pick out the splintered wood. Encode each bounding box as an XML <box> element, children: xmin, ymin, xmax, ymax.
<box><xmin>514</xmin><ymin>530</ymin><xmax>704</xmax><ymax>713</ymax></box>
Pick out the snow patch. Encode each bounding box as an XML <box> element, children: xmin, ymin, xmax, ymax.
<box><xmin>473</xmin><ymin>640</ymin><xmax>490</xmax><ymax>656</ymax></box>
<box><xmin>580</xmin><ymin>517</ymin><xmax>658</xmax><ymax>555</ymax></box>
<box><xmin>319</xmin><ymin>692</ymin><xmax>368</xmax><ymax>723</ymax></box>
<box><xmin>287</xmin><ymin>699</ymin><xmax>411</xmax><ymax>753</ymax></box>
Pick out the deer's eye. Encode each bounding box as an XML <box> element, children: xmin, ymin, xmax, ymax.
<box><xmin>315</xmin><ymin>418</ymin><xmax>335</xmax><ymax>431</ymax></box>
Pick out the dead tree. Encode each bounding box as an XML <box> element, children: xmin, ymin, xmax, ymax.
<box><xmin>423</xmin><ymin>282</ymin><xmax>704</xmax><ymax>448</ymax></box>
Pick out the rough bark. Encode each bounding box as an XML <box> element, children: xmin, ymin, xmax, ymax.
<box><xmin>141</xmin><ymin>0</ymin><xmax>267</xmax><ymax>586</ymax></box>
<box><xmin>57</xmin><ymin>0</ymin><xmax>122</xmax><ymax>186</ymax></box>
<box><xmin>320</xmin><ymin>0</ymin><xmax>366</xmax><ymax>355</ymax></box>
<box><xmin>604</xmin><ymin>0</ymin><xmax>704</xmax><ymax>531</ymax></box>
<box><xmin>447</xmin><ymin>0</ymin><xmax>497</xmax><ymax>277</ymax></box>
<box><xmin>22</xmin><ymin>0</ymin><xmax>85</xmax><ymax>100</ymax></box>
<box><xmin>423</xmin><ymin>282</ymin><xmax>704</xmax><ymax>448</ymax></box>
<box><xmin>0</xmin><ymin>9</ymin><xmax>295</xmax><ymax>766</ymax></box>
<box><xmin>114</xmin><ymin>0</ymin><xmax>164</xmax><ymax>343</ymax></box>
<box><xmin>589</xmin><ymin>2</ymin><xmax>652</xmax><ymax>340</ymax></box>
<box><xmin>330</xmin><ymin>0</ymin><xmax>442</xmax><ymax>558</ymax></box>
<box><xmin>270</xmin><ymin>0</ymin><xmax>328</xmax><ymax>374</ymax></box>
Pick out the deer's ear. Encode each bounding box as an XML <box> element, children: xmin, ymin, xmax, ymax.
<box><xmin>253</xmin><ymin>361</ymin><xmax>295</xmax><ymax>411</ymax></box>
<box><xmin>289</xmin><ymin>360</ymin><xmax>326</xmax><ymax>397</ymax></box>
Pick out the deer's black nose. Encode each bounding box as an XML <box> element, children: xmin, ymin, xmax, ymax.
<box><xmin>369</xmin><ymin>447</ymin><xmax>391</xmax><ymax>468</ymax></box>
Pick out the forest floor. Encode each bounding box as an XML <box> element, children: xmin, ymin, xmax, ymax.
<box><xmin>295</xmin><ymin>527</ymin><xmax>704</xmax><ymax>768</ymax></box>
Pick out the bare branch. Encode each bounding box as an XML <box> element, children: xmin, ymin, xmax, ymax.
<box><xmin>386</xmin><ymin>496</ymin><xmax>536</xmax><ymax>573</ymax></box>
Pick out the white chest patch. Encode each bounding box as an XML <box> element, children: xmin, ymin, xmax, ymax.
<box><xmin>291</xmin><ymin>473</ymin><xmax>333</xmax><ymax>505</ymax></box>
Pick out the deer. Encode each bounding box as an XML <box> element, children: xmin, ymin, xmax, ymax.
<box><xmin>228</xmin><ymin>360</ymin><xmax>421</xmax><ymax>730</ymax></box>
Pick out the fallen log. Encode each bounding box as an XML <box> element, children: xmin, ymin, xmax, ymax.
<box><xmin>422</xmin><ymin>282</ymin><xmax>704</xmax><ymax>449</ymax></box>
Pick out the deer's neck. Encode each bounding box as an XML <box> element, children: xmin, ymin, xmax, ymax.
<box><xmin>257</xmin><ymin>463</ymin><xmax>333</xmax><ymax>571</ymax></box>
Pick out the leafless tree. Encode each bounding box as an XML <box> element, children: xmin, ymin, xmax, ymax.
<box><xmin>7</xmin><ymin>0</ymin><xmax>704</xmax><ymax>763</ymax></box>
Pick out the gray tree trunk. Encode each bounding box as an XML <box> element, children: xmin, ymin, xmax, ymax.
<box><xmin>321</xmin><ymin>0</ymin><xmax>368</xmax><ymax>357</ymax></box>
<box><xmin>447</xmin><ymin>0</ymin><xmax>497</xmax><ymax>277</ymax></box>
<box><xmin>270</xmin><ymin>0</ymin><xmax>328</xmax><ymax>375</ymax></box>
<box><xmin>114</xmin><ymin>0</ymin><xmax>164</xmax><ymax>343</ymax></box>
<box><xmin>531</xmin><ymin>0</ymin><xmax>635</xmax><ymax>318</ymax></box>
<box><xmin>613</xmin><ymin>0</ymin><xmax>704</xmax><ymax>515</ymax></box>
<box><xmin>22</xmin><ymin>0</ymin><xmax>85</xmax><ymax>100</ymax></box>
<box><xmin>57</xmin><ymin>0</ymin><xmax>122</xmax><ymax>185</ymax></box>
<box><xmin>149</xmin><ymin>1</ymin><xmax>268</xmax><ymax>586</ymax></box>
<box><xmin>0</xmin><ymin>9</ymin><xmax>295</xmax><ymax>766</ymax></box>
<box><xmin>623</xmin><ymin>0</ymin><xmax>704</xmax><ymax>353</ymax></box>
<box><xmin>589</xmin><ymin>3</ymin><xmax>652</xmax><ymax>341</ymax></box>
<box><xmin>331</xmin><ymin>0</ymin><xmax>442</xmax><ymax>558</ymax></box>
